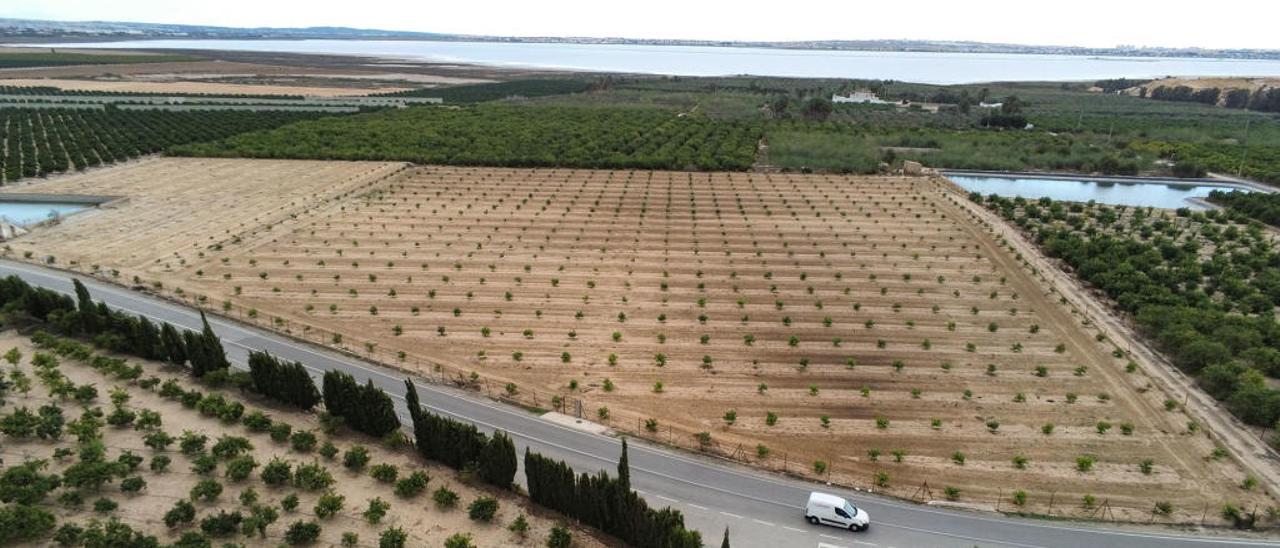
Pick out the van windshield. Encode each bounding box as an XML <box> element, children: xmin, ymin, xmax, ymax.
<box><xmin>844</xmin><ymin>502</ymin><xmax>857</xmax><ymax>517</ymax></box>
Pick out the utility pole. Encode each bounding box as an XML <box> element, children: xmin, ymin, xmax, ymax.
<box><xmin>1238</xmin><ymin>117</ymin><xmax>1252</xmax><ymax>177</ymax></box>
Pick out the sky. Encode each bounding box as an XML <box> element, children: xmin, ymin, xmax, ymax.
<box><xmin>7</xmin><ymin>0</ymin><xmax>1278</xmax><ymax>50</ymax></box>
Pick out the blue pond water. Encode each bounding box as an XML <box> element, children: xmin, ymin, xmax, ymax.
<box><xmin>0</xmin><ymin>202</ymin><xmax>90</xmax><ymax>226</ymax></box>
<box><xmin>944</xmin><ymin>174</ymin><xmax>1251</xmax><ymax>210</ymax></box>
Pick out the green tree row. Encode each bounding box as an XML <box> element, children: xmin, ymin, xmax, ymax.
<box><xmin>0</xmin><ymin>107</ymin><xmax>329</xmax><ymax>184</ymax></box>
<box><xmin>322</xmin><ymin>370</ymin><xmax>399</xmax><ymax>438</ymax></box>
<box><xmin>247</xmin><ymin>350</ymin><xmax>322</xmax><ymax>411</ymax></box>
<box><xmin>171</xmin><ymin>104</ymin><xmax>762</xmax><ymax>171</ymax></box>
<box><xmin>526</xmin><ymin>440</ymin><xmax>702</xmax><ymax>548</ymax></box>
<box><xmin>1207</xmin><ymin>190</ymin><xmax>1280</xmax><ymax>228</ymax></box>
<box><xmin>403</xmin><ymin>379</ymin><xmax>517</xmax><ymax>489</ymax></box>
<box><xmin>979</xmin><ymin>195</ymin><xmax>1280</xmax><ymax>427</ymax></box>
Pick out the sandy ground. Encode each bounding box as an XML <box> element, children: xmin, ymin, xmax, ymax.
<box><xmin>7</xmin><ymin>160</ymin><xmax>1274</xmax><ymax>524</ymax></box>
<box><xmin>3</xmin><ymin>157</ymin><xmax>407</xmax><ymax>273</ymax></box>
<box><xmin>0</xmin><ymin>330</ymin><xmax>605</xmax><ymax>547</ymax></box>
<box><xmin>0</xmin><ymin>77</ymin><xmax>412</xmax><ymax>96</ymax></box>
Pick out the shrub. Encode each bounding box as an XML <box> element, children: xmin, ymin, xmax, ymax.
<box><xmin>293</xmin><ymin>462</ymin><xmax>334</xmax><ymax>491</ymax></box>
<box><xmin>433</xmin><ymin>485</ymin><xmax>460</xmax><ymax>508</ymax></box>
<box><xmin>344</xmin><ymin>446</ymin><xmax>371</xmax><ymax>471</ymax></box>
<box><xmin>468</xmin><ymin>496</ymin><xmax>499</xmax><ymax>521</ymax></box>
<box><xmin>395</xmin><ymin>471</ymin><xmax>429</xmax><ymax>498</ymax></box>
<box><xmin>509</xmin><ymin>514</ymin><xmax>530</xmax><ymax>539</ymax></box>
<box><xmin>547</xmin><ymin>526</ymin><xmax>572</xmax><ymax>548</ymax></box>
<box><xmin>284</xmin><ymin>520</ymin><xmax>321</xmax><ymax>545</ymax></box>
<box><xmin>199</xmin><ymin>510</ymin><xmax>242</xmax><ymax>537</ymax></box>
<box><xmin>189</xmin><ymin>479</ymin><xmax>222</xmax><ymax>502</ymax></box>
<box><xmin>370</xmin><ymin>463</ymin><xmax>398</xmax><ymax>483</ymax></box>
<box><xmin>364</xmin><ymin>497</ymin><xmax>391</xmax><ymax>524</ymax></box>
<box><xmin>290</xmin><ymin>430</ymin><xmax>318</xmax><ymax>453</ymax></box>
<box><xmin>260</xmin><ymin>458</ymin><xmax>292</xmax><ymax>486</ymax></box>
<box><xmin>225</xmin><ymin>455</ymin><xmax>258</xmax><ymax>482</ymax></box>
<box><xmin>164</xmin><ymin>500</ymin><xmax>197</xmax><ymax>528</ymax></box>
<box><xmin>445</xmin><ymin>532</ymin><xmax>476</xmax><ymax>548</ymax></box>
<box><xmin>314</xmin><ymin>491</ymin><xmax>345</xmax><ymax>519</ymax></box>
<box><xmin>93</xmin><ymin>497</ymin><xmax>119</xmax><ymax>513</ymax></box>
<box><xmin>379</xmin><ymin>527</ymin><xmax>408</xmax><ymax>548</ymax></box>
<box><xmin>120</xmin><ymin>476</ymin><xmax>146</xmax><ymax>493</ymax></box>
<box><xmin>1076</xmin><ymin>455</ymin><xmax>1096</xmax><ymax>472</ymax></box>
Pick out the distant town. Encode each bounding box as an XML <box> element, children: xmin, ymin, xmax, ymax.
<box><xmin>3</xmin><ymin>17</ymin><xmax>1279</xmax><ymax>60</ymax></box>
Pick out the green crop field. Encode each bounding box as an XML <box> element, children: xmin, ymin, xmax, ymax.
<box><xmin>171</xmin><ymin>104</ymin><xmax>762</xmax><ymax>170</ymax></box>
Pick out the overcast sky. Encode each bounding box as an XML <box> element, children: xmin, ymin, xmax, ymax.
<box><xmin>8</xmin><ymin>0</ymin><xmax>1277</xmax><ymax>50</ymax></box>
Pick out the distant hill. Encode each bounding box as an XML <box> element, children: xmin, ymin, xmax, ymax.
<box><xmin>3</xmin><ymin>17</ymin><xmax>1279</xmax><ymax>60</ymax></box>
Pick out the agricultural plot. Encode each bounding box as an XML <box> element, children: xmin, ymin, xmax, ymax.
<box><xmin>0</xmin><ymin>107</ymin><xmax>334</xmax><ymax>184</ymax></box>
<box><xmin>170</xmin><ymin>104</ymin><xmax>762</xmax><ymax>171</ymax></box>
<box><xmin>9</xmin><ymin>162</ymin><xmax>1271</xmax><ymax>523</ymax></box>
<box><xmin>0</xmin><ymin>331</ymin><xmax>600</xmax><ymax>547</ymax></box>
<box><xmin>3</xmin><ymin>158</ymin><xmax>406</xmax><ymax>274</ymax></box>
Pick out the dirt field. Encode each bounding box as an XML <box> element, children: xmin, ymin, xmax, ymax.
<box><xmin>3</xmin><ymin>157</ymin><xmax>407</xmax><ymax>273</ymax></box>
<box><xmin>0</xmin><ymin>330</ymin><xmax>603</xmax><ymax>546</ymax></box>
<box><xmin>0</xmin><ymin>77</ymin><xmax>412</xmax><ymax>96</ymax></box>
<box><xmin>8</xmin><ymin>160</ymin><xmax>1274</xmax><ymax>523</ymax></box>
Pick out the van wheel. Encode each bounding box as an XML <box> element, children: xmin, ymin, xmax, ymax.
<box><xmin>806</xmin><ymin>516</ymin><xmax>819</xmax><ymax>525</ymax></box>
<box><xmin>849</xmin><ymin>524</ymin><xmax>862</xmax><ymax>532</ymax></box>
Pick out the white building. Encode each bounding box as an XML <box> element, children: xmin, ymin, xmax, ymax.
<box><xmin>832</xmin><ymin>91</ymin><xmax>888</xmax><ymax>104</ymax></box>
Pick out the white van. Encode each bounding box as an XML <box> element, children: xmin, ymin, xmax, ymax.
<box><xmin>805</xmin><ymin>492</ymin><xmax>870</xmax><ymax>531</ymax></box>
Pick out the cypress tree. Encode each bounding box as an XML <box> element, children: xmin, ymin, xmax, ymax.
<box><xmin>196</xmin><ymin>311</ymin><xmax>229</xmax><ymax>375</ymax></box>
<box><xmin>323</xmin><ymin>371</ymin><xmax>357</xmax><ymax>423</ymax></box>
<box><xmin>160</xmin><ymin>323</ymin><xmax>187</xmax><ymax>365</ymax></box>
<box><xmin>617</xmin><ymin>438</ymin><xmax>631</xmax><ymax>491</ymax></box>
<box><xmin>134</xmin><ymin>315</ymin><xmax>162</xmax><ymax>360</ymax></box>
<box><xmin>182</xmin><ymin>330</ymin><xmax>205</xmax><ymax>376</ymax></box>
<box><xmin>479</xmin><ymin>430</ymin><xmax>517</xmax><ymax>489</ymax></box>
<box><xmin>403</xmin><ymin>378</ymin><xmax>421</xmax><ymax>422</ymax></box>
<box><xmin>280</xmin><ymin>361</ymin><xmax>320</xmax><ymax>411</ymax></box>
<box><xmin>72</xmin><ymin>278</ymin><xmax>97</xmax><ymax>333</ymax></box>
<box><xmin>359</xmin><ymin>379</ymin><xmax>399</xmax><ymax>437</ymax></box>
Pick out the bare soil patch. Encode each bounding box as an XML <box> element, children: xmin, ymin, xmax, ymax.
<box><xmin>0</xmin><ymin>77</ymin><xmax>411</xmax><ymax>96</ymax></box>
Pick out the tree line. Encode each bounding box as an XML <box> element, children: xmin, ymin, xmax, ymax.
<box><xmin>1142</xmin><ymin>85</ymin><xmax>1280</xmax><ymax>113</ymax></box>
<box><xmin>979</xmin><ymin>195</ymin><xmax>1280</xmax><ymax>428</ymax></box>
<box><xmin>0</xmin><ymin>106</ymin><xmax>329</xmax><ymax>184</ymax></box>
<box><xmin>526</xmin><ymin>439</ymin><xmax>702</xmax><ymax>548</ymax></box>
<box><xmin>169</xmin><ymin>104</ymin><xmax>762</xmax><ymax>171</ymax></box>
<box><xmin>1207</xmin><ymin>190</ymin><xmax>1280</xmax><ymax>229</ymax></box>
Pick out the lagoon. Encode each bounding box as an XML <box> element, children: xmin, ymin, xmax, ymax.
<box><xmin>944</xmin><ymin>173</ymin><xmax>1257</xmax><ymax>210</ymax></box>
<box><xmin>27</xmin><ymin>39</ymin><xmax>1280</xmax><ymax>84</ymax></box>
<box><xmin>0</xmin><ymin>201</ymin><xmax>90</xmax><ymax>226</ymax></box>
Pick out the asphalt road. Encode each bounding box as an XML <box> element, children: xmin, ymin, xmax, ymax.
<box><xmin>3</xmin><ymin>259</ymin><xmax>1275</xmax><ymax>548</ymax></box>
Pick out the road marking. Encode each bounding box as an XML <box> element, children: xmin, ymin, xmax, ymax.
<box><xmin>686</xmin><ymin>503</ymin><xmax>707</xmax><ymax>510</ymax></box>
<box><xmin>851</xmin><ymin>541</ymin><xmax>878</xmax><ymax>547</ymax></box>
<box><xmin>817</xmin><ymin>543</ymin><xmax>850</xmax><ymax>548</ymax></box>
<box><xmin>782</xmin><ymin>526</ymin><xmax>805</xmax><ymax>533</ymax></box>
<box><xmin>820</xmin><ymin>534</ymin><xmax>842</xmax><ymax>540</ymax></box>
<box><xmin>751</xmin><ymin>518</ymin><xmax>774</xmax><ymax>526</ymax></box>
<box><xmin>655</xmin><ymin>495</ymin><xmax>678</xmax><ymax>503</ymax></box>
<box><xmin>719</xmin><ymin>511</ymin><xmax>743</xmax><ymax>519</ymax></box>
